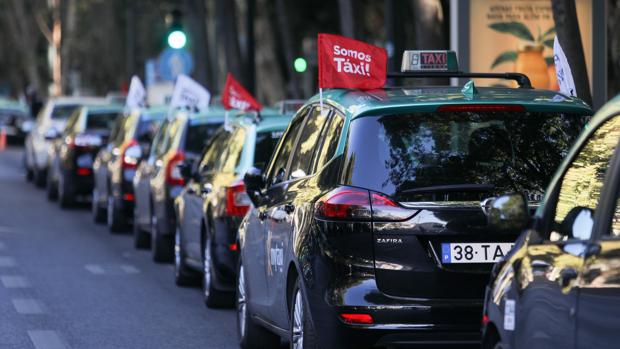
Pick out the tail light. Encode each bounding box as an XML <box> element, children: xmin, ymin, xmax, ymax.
<box><xmin>437</xmin><ymin>104</ymin><xmax>525</xmax><ymax>113</ymax></box>
<box><xmin>121</xmin><ymin>140</ymin><xmax>141</xmax><ymax>169</ymax></box>
<box><xmin>315</xmin><ymin>186</ymin><xmax>415</xmax><ymax>221</ymax></box>
<box><xmin>339</xmin><ymin>313</ymin><xmax>374</xmax><ymax>325</ymax></box>
<box><xmin>165</xmin><ymin>151</ymin><xmax>185</xmax><ymax>186</ymax></box>
<box><xmin>226</xmin><ymin>181</ymin><xmax>251</xmax><ymax>217</ymax></box>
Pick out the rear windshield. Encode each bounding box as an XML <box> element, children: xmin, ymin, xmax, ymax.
<box><xmin>343</xmin><ymin>112</ymin><xmax>589</xmax><ymax>202</ymax></box>
<box><xmin>184</xmin><ymin>123</ymin><xmax>221</xmax><ymax>154</ymax></box>
<box><xmin>52</xmin><ymin>105</ymin><xmax>80</xmax><ymax>119</ymax></box>
<box><xmin>86</xmin><ymin>112</ymin><xmax>119</xmax><ymax>130</ymax></box>
<box><xmin>134</xmin><ymin>118</ymin><xmax>163</xmax><ymax>143</ymax></box>
<box><xmin>254</xmin><ymin>130</ymin><xmax>284</xmax><ymax>170</ymax></box>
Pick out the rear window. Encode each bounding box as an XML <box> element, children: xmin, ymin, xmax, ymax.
<box><xmin>86</xmin><ymin>112</ymin><xmax>119</xmax><ymax>130</ymax></box>
<box><xmin>254</xmin><ymin>130</ymin><xmax>284</xmax><ymax>170</ymax></box>
<box><xmin>134</xmin><ymin>118</ymin><xmax>162</xmax><ymax>143</ymax></box>
<box><xmin>343</xmin><ymin>112</ymin><xmax>589</xmax><ymax>202</ymax></box>
<box><xmin>184</xmin><ymin>123</ymin><xmax>221</xmax><ymax>154</ymax></box>
<box><xmin>52</xmin><ymin>105</ymin><xmax>80</xmax><ymax>119</ymax></box>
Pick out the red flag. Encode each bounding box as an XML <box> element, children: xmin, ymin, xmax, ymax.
<box><xmin>318</xmin><ymin>33</ymin><xmax>387</xmax><ymax>90</ymax></box>
<box><xmin>221</xmin><ymin>73</ymin><xmax>262</xmax><ymax>111</ymax></box>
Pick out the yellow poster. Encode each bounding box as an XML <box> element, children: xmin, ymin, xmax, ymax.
<box><xmin>469</xmin><ymin>0</ymin><xmax>592</xmax><ymax>90</ymax></box>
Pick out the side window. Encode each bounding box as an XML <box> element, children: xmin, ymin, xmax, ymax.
<box><xmin>288</xmin><ymin>107</ymin><xmax>330</xmax><ymax>179</ymax></box>
<box><xmin>199</xmin><ymin>131</ymin><xmax>230</xmax><ymax>173</ymax></box>
<box><xmin>549</xmin><ymin>116</ymin><xmax>620</xmax><ymax>242</ymax></box>
<box><xmin>150</xmin><ymin>120</ymin><xmax>170</xmax><ymax>158</ymax></box>
<box><xmin>266</xmin><ymin>115</ymin><xmax>305</xmax><ymax>186</ymax></box>
<box><xmin>219</xmin><ymin>128</ymin><xmax>246</xmax><ymax>173</ymax></box>
<box><xmin>314</xmin><ymin>111</ymin><xmax>344</xmax><ymax>170</ymax></box>
<box><xmin>63</xmin><ymin>109</ymin><xmax>81</xmax><ymax>136</ymax></box>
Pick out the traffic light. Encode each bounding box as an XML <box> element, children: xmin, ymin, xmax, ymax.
<box><xmin>294</xmin><ymin>57</ymin><xmax>307</xmax><ymax>73</ymax></box>
<box><xmin>166</xmin><ymin>9</ymin><xmax>187</xmax><ymax>49</ymax></box>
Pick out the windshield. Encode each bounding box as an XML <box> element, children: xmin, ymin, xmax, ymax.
<box><xmin>343</xmin><ymin>112</ymin><xmax>589</xmax><ymax>202</ymax></box>
<box><xmin>52</xmin><ymin>105</ymin><xmax>80</xmax><ymax>119</ymax></box>
<box><xmin>184</xmin><ymin>123</ymin><xmax>221</xmax><ymax>154</ymax></box>
<box><xmin>254</xmin><ymin>130</ymin><xmax>284</xmax><ymax>170</ymax></box>
<box><xmin>86</xmin><ymin>112</ymin><xmax>119</xmax><ymax>130</ymax></box>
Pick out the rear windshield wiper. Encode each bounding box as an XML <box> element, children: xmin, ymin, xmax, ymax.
<box><xmin>401</xmin><ymin>184</ymin><xmax>494</xmax><ymax>194</ymax></box>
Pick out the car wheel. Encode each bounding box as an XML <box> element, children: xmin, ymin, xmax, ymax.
<box><xmin>289</xmin><ymin>277</ymin><xmax>317</xmax><ymax>349</ymax></box>
<box><xmin>91</xmin><ymin>188</ymin><xmax>106</xmax><ymax>223</ymax></box>
<box><xmin>25</xmin><ymin>156</ymin><xmax>33</xmax><ymax>181</ymax></box>
<box><xmin>483</xmin><ymin>329</ymin><xmax>503</xmax><ymax>349</ymax></box>
<box><xmin>174</xmin><ymin>225</ymin><xmax>198</xmax><ymax>286</ymax></box>
<box><xmin>237</xmin><ymin>260</ymin><xmax>281</xmax><ymax>349</ymax></box>
<box><xmin>203</xmin><ymin>229</ymin><xmax>232</xmax><ymax>308</ymax></box>
<box><xmin>151</xmin><ymin>214</ymin><xmax>173</xmax><ymax>263</ymax></box>
<box><xmin>46</xmin><ymin>167</ymin><xmax>58</xmax><ymax>201</ymax></box>
<box><xmin>58</xmin><ymin>173</ymin><xmax>74</xmax><ymax>208</ymax></box>
<box><xmin>133</xmin><ymin>206</ymin><xmax>150</xmax><ymax>249</ymax></box>
<box><xmin>107</xmin><ymin>195</ymin><xmax>126</xmax><ymax>233</ymax></box>
<box><xmin>34</xmin><ymin>166</ymin><xmax>46</xmax><ymax>188</ymax></box>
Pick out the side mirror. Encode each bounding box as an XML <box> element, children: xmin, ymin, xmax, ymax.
<box><xmin>44</xmin><ymin>128</ymin><xmax>60</xmax><ymax>140</ymax></box>
<box><xmin>485</xmin><ymin>193</ymin><xmax>529</xmax><ymax>232</ymax></box>
<box><xmin>179</xmin><ymin>159</ymin><xmax>195</xmax><ymax>182</ymax></box>
<box><xmin>244</xmin><ymin>166</ymin><xmax>265</xmax><ymax>207</ymax></box>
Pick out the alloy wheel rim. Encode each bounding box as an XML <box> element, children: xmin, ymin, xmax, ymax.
<box><xmin>292</xmin><ymin>289</ymin><xmax>304</xmax><ymax>349</ymax></box>
<box><xmin>237</xmin><ymin>264</ymin><xmax>246</xmax><ymax>338</ymax></box>
<box><xmin>203</xmin><ymin>241</ymin><xmax>212</xmax><ymax>298</ymax></box>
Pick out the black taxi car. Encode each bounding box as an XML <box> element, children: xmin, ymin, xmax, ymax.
<box><xmin>133</xmin><ymin>108</ymin><xmax>224</xmax><ymax>262</ymax></box>
<box><xmin>482</xmin><ymin>95</ymin><xmax>620</xmax><ymax>349</ymax></box>
<box><xmin>46</xmin><ymin>105</ymin><xmax>123</xmax><ymax>207</ymax></box>
<box><xmin>173</xmin><ymin>108</ymin><xmax>293</xmax><ymax>307</ymax></box>
<box><xmin>92</xmin><ymin>106</ymin><xmax>166</xmax><ymax>232</ymax></box>
<box><xmin>234</xmin><ymin>51</ymin><xmax>592</xmax><ymax>348</ymax></box>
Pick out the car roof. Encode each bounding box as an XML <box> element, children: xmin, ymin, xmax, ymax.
<box><xmin>81</xmin><ymin>104</ymin><xmax>124</xmax><ymax>114</ymax></box>
<box><xmin>50</xmin><ymin>96</ymin><xmax>108</xmax><ymax>106</ymax></box>
<box><xmin>306</xmin><ymin>85</ymin><xmax>593</xmax><ymax>120</ymax></box>
<box><xmin>0</xmin><ymin>99</ymin><xmax>28</xmax><ymax>114</ymax></box>
<box><xmin>231</xmin><ymin>107</ymin><xmax>295</xmax><ymax>133</ymax></box>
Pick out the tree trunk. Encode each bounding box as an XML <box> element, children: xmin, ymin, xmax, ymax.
<box><xmin>61</xmin><ymin>0</ymin><xmax>77</xmax><ymax>94</ymax></box>
<box><xmin>216</xmin><ymin>0</ymin><xmax>244</xmax><ymax>85</ymax></box>
<box><xmin>607</xmin><ymin>0</ymin><xmax>620</xmax><ymax>98</ymax></box>
<box><xmin>274</xmin><ymin>0</ymin><xmax>300</xmax><ymax>98</ymax></box>
<box><xmin>410</xmin><ymin>0</ymin><xmax>447</xmax><ymax>84</ymax></box>
<box><xmin>551</xmin><ymin>0</ymin><xmax>592</xmax><ymax>106</ymax></box>
<box><xmin>338</xmin><ymin>0</ymin><xmax>355</xmax><ymax>38</ymax></box>
<box><xmin>184</xmin><ymin>0</ymin><xmax>210</xmax><ymax>87</ymax></box>
<box><xmin>51</xmin><ymin>0</ymin><xmax>62</xmax><ymax>96</ymax></box>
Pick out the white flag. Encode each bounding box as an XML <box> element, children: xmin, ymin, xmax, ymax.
<box><xmin>169</xmin><ymin>74</ymin><xmax>211</xmax><ymax>114</ymax></box>
<box><xmin>126</xmin><ymin>75</ymin><xmax>146</xmax><ymax>109</ymax></box>
<box><xmin>553</xmin><ymin>36</ymin><xmax>576</xmax><ymax>97</ymax></box>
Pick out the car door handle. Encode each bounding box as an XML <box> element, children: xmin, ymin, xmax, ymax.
<box><xmin>560</xmin><ymin>267</ymin><xmax>578</xmax><ymax>287</ymax></box>
<box><xmin>201</xmin><ymin>183</ymin><xmax>212</xmax><ymax>196</ymax></box>
<box><xmin>258</xmin><ymin>210</ymin><xmax>268</xmax><ymax>221</ymax></box>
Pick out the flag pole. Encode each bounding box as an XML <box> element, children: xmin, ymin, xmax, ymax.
<box><xmin>319</xmin><ymin>88</ymin><xmax>323</xmax><ymax>111</ymax></box>
<box><xmin>225</xmin><ymin>110</ymin><xmax>230</xmax><ymax>131</ymax></box>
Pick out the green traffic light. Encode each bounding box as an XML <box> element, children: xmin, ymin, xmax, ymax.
<box><xmin>167</xmin><ymin>30</ymin><xmax>187</xmax><ymax>49</ymax></box>
<box><xmin>294</xmin><ymin>57</ymin><xmax>307</xmax><ymax>73</ymax></box>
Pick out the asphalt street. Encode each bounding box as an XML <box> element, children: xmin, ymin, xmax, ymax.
<box><xmin>0</xmin><ymin>147</ymin><xmax>238</xmax><ymax>349</ymax></box>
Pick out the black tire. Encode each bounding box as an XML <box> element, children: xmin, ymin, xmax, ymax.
<box><xmin>174</xmin><ymin>225</ymin><xmax>198</xmax><ymax>286</ymax></box>
<box><xmin>25</xmin><ymin>161</ymin><xmax>33</xmax><ymax>181</ymax></box>
<box><xmin>34</xmin><ymin>166</ymin><xmax>46</xmax><ymax>188</ymax></box>
<box><xmin>91</xmin><ymin>189</ymin><xmax>106</xmax><ymax>223</ymax></box>
<box><xmin>133</xmin><ymin>209</ymin><xmax>150</xmax><ymax>249</ymax></box>
<box><xmin>151</xmin><ymin>215</ymin><xmax>173</xmax><ymax>263</ymax></box>
<box><xmin>58</xmin><ymin>174</ymin><xmax>74</xmax><ymax>208</ymax></box>
<box><xmin>46</xmin><ymin>168</ymin><xmax>58</xmax><ymax>201</ymax></box>
<box><xmin>289</xmin><ymin>277</ymin><xmax>318</xmax><ymax>349</ymax></box>
<box><xmin>236</xmin><ymin>259</ymin><xmax>281</xmax><ymax>349</ymax></box>
<box><xmin>107</xmin><ymin>196</ymin><xmax>127</xmax><ymax>233</ymax></box>
<box><xmin>483</xmin><ymin>328</ymin><xmax>503</xmax><ymax>349</ymax></box>
<box><xmin>203</xmin><ymin>224</ymin><xmax>233</xmax><ymax>308</ymax></box>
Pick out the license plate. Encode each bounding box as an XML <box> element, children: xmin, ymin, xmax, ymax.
<box><xmin>441</xmin><ymin>242</ymin><xmax>514</xmax><ymax>264</ymax></box>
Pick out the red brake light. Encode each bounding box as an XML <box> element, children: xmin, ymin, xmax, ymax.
<box><xmin>226</xmin><ymin>181</ymin><xmax>251</xmax><ymax>217</ymax></box>
<box><xmin>165</xmin><ymin>152</ymin><xmax>185</xmax><ymax>186</ymax></box>
<box><xmin>339</xmin><ymin>313</ymin><xmax>374</xmax><ymax>325</ymax></box>
<box><xmin>482</xmin><ymin>314</ymin><xmax>490</xmax><ymax>325</ymax></box>
<box><xmin>123</xmin><ymin>193</ymin><xmax>135</xmax><ymax>201</ymax></box>
<box><xmin>228</xmin><ymin>243</ymin><xmax>238</xmax><ymax>251</ymax></box>
<box><xmin>437</xmin><ymin>104</ymin><xmax>525</xmax><ymax>113</ymax></box>
<box><xmin>77</xmin><ymin>168</ymin><xmax>91</xmax><ymax>176</ymax></box>
<box><xmin>315</xmin><ymin>187</ymin><xmax>372</xmax><ymax>220</ymax></box>
<box><xmin>121</xmin><ymin>140</ymin><xmax>140</xmax><ymax>169</ymax></box>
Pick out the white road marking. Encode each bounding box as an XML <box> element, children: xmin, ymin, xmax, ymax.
<box><xmin>0</xmin><ymin>275</ymin><xmax>29</xmax><ymax>288</ymax></box>
<box><xmin>120</xmin><ymin>265</ymin><xmax>140</xmax><ymax>274</ymax></box>
<box><xmin>0</xmin><ymin>256</ymin><xmax>16</xmax><ymax>267</ymax></box>
<box><xmin>84</xmin><ymin>264</ymin><xmax>105</xmax><ymax>274</ymax></box>
<box><xmin>28</xmin><ymin>330</ymin><xmax>69</xmax><ymax>349</ymax></box>
<box><xmin>12</xmin><ymin>299</ymin><xmax>44</xmax><ymax>314</ymax></box>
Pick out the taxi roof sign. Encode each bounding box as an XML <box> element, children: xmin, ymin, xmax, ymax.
<box><xmin>401</xmin><ymin>50</ymin><xmax>459</xmax><ymax>73</ymax></box>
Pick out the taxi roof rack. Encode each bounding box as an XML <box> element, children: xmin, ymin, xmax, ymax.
<box><xmin>387</xmin><ymin>72</ymin><xmax>533</xmax><ymax>89</ymax></box>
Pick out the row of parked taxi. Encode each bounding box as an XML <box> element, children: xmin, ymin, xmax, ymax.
<box><xmin>20</xmin><ymin>51</ymin><xmax>620</xmax><ymax>348</ymax></box>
